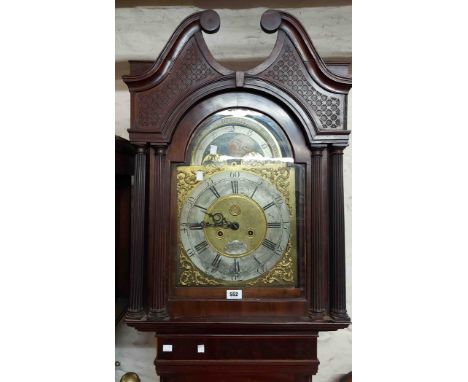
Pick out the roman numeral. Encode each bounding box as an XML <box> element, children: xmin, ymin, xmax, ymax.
<box><xmin>231</xmin><ymin>180</ymin><xmax>238</xmax><ymax>194</ymax></box>
<box><xmin>250</xmin><ymin>183</ymin><xmax>261</xmax><ymax>198</ymax></box>
<box><xmin>253</xmin><ymin>255</ymin><xmax>264</xmax><ymax>273</ymax></box>
<box><xmin>263</xmin><ymin>201</ymin><xmax>275</xmax><ymax>210</ymax></box>
<box><xmin>209</xmin><ymin>186</ymin><xmax>220</xmax><ymax>198</ymax></box>
<box><xmin>262</xmin><ymin>238</ymin><xmax>276</xmax><ymax>251</ymax></box>
<box><xmin>274</xmin><ymin>245</ymin><xmax>284</xmax><ymax>256</ymax></box>
<box><xmin>211</xmin><ymin>253</ymin><xmax>222</xmax><ymax>269</ymax></box>
<box><xmin>194</xmin><ymin>204</ymin><xmax>207</xmax><ymax>211</ymax></box>
<box><xmin>267</xmin><ymin>222</ymin><xmax>281</xmax><ymax>228</ymax></box>
<box><xmin>194</xmin><ymin>241</ymin><xmax>209</xmax><ymax>253</ymax></box>
<box><xmin>233</xmin><ymin>258</ymin><xmax>240</xmax><ymax>273</ymax></box>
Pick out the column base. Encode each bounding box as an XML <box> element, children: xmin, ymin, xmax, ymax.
<box><xmin>125</xmin><ymin>309</ymin><xmax>146</xmax><ymax>321</ymax></box>
<box><xmin>148</xmin><ymin>308</ymin><xmax>170</xmax><ymax>321</ymax></box>
<box><xmin>308</xmin><ymin>309</ymin><xmax>328</xmax><ymax>321</ymax></box>
<box><xmin>329</xmin><ymin>309</ymin><xmax>350</xmax><ymax>322</ymax></box>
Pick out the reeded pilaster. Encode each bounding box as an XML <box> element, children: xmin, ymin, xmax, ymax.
<box><xmin>148</xmin><ymin>145</ymin><xmax>170</xmax><ymax>320</ymax></box>
<box><xmin>126</xmin><ymin>146</ymin><xmax>147</xmax><ymax>319</ymax></box>
<box><xmin>329</xmin><ymin>144</ymin><xmax>350</xmax><ymax>322</ymax></box>
<box><xmin>309</xmin><ymin>145</ymin><xmax>327</xmax><ymax>320</ymax></box>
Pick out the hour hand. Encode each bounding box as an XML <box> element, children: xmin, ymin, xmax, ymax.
<box><xmin>188</xmin><ymin>222</ymin><xmax>205</xmax><ymax>230</ymax></box>
<box><xmin>203</xmin><ymin>212</ymin><xmax>239</xmax><ymax>230</ymax></box>
<box><xmin>204</xmin><ymin>211</ymin><xmax>225</xmax><ymax>225</ymax></box>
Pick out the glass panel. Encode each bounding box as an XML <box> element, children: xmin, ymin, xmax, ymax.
<box><xmin>175</xmin><ymin>108</ymin><xmax>302</xmax><ymax>288</ymax></box>
<box><xmin>188</xmin><ymin>108</ymin><xmax>293</xmax><ymax>165</ymax></box>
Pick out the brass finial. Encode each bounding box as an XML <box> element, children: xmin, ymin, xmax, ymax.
<box><xmin>120</xmin><ymin>372</ymin><xmax>141</xmax><ymax>382</ymax></box>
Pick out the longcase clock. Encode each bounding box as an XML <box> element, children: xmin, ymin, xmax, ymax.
<box><xmin>122</xmin><ymin>9</ymin><xmax>351</xmax><ymax>382</ymax></box>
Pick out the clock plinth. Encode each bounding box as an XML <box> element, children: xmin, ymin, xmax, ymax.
<box><xmin>122</xmin><ymin>9</ymin><xmax>351</xmax><ymax>382</ymax></box>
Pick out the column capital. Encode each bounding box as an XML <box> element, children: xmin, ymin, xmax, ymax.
<box><xmin>149</xmin><ymin>144</ymin><xmax>168</xmax><ymax>156</ymax></box>
<box><xmin>329</xmin><ymin>143</ymin><xmax>348</xmax><ymax>155</ymax></box>
<box><xmin>134</xmin><ymin>145</ymin><xmax>147</xmax><ymax>154</ymax></box>
<box><xmin>310</xmin><ymin>144</ymin><xmax>326</xmax><ymax>156</ymax></box>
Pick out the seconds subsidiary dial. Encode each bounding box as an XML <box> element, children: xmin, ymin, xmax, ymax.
<box><xmin>178</xmin><ymin>167</ymin><xmax>292</xmax><ymax>284</ymax></box>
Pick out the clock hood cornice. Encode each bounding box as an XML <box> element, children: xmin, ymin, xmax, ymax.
<box><xmin>123</xmin><ymin>9</ymin><xmax>352</xmax><ymax>146</ymax></box>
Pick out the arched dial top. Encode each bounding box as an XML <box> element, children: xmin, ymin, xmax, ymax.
<box><xmin>189</xmin><ymin>108</ymin><xmax>293</xmax><ymax>165</ymax></box>
<box><xmin>177</xmin><ymin>164</ymin><xmax>296</xmax><ymax>285</ymax></box>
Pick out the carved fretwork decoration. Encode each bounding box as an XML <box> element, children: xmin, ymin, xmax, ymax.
<box><xmin>261</xmin><ymin>40</ymin><xmax>345</xmax><ymax>130</ymax></box>
<box><xmin>135</xmin><ymin>39</ymin><xmax>221</xmax><ymax>131</ymax></box>
<box><xmin>123</xmin><ymin>9</ymin><xmax>351</xmax><ymax>145</ymax></box>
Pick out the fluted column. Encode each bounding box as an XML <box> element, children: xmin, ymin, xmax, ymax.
<box><xmin>309</xmin><ymin>145</ymin><xmax>327</xmax><ymax>320</ymax></box>
<box><xmin>148</xmin><ymin>145</ymin><xmax>169</xmax><ymax>320</ymax></box>
<box><xmin>329</xmin><ymin>144</ymin><xmax>350</xmax><ymax>321</ymax></box>
<box><xmin>126</xmin><ymin>146</ymin><xmax>147</xmax><ymax>319</ymax></box>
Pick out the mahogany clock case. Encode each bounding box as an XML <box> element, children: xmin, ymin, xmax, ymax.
<box><xmin>120</xmin><ymin>8</ymin><xmax>351</xmax><ymax>382</ymax></box>
<box><xmin>122</xmin><ymin>10</ymin><xmax>351</xmax><ymax>331</ymax></box>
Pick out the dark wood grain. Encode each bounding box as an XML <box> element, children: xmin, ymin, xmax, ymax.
<box><xmin>329</xmin><ymin>145</ymin><xmax>350</xmax><ymax>321</ymax></box>
<box><xmin>309</xmin><ymin>145</ymin><xmax>327</xmax><ymax>320</ymax></box>
<box><xmin>126</xmin><ymin>145</ymin><xmax>146</xmax><ymax>319</ymax></box>
<box><xmin>148</xmin><ymin>145</ymin><xmax>170</xmax><ymax>320</ymax></box>
<box><xmin>115</xmin><ymin>137</ymin><xmax>135</xmax><ymax>323</ymax></box>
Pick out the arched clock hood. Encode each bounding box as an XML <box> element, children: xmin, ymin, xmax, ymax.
<box><xmin>123</xmin><ymin>9</ymin><xmax>351</xmax><ymax>147</ymax></box>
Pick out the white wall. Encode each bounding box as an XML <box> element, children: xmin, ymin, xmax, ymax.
<box><xmin>115</xmin><ymin>4</ymin><xmax>352</xmax><ymax>382</ymax></box>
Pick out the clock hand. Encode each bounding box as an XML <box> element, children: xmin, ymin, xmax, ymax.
<box><xmin>226</xmin><ymin>222</ymin><xmax>240</xmax><ymax>230</ymax></box>
<box><xmin>202</xmin><ymin>212</ymin><xmax>239</xmax><ymax>230</ymax></box>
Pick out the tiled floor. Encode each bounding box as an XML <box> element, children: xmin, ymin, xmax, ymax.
<box><xmin>115</xmin><ymin>319</ymin><xmax>158</xmax><ymax>382</ymax></box>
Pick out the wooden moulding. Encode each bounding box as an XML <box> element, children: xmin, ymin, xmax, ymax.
<box><xmin>122</xmin><ymin>9</ymin><xmax>351</xmax><ymax>145</ymax></box>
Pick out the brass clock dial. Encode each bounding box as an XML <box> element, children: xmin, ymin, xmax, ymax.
<box><xmin>177</xmin><ymin>164</ymin><xmax>296</xmax><ymax>286</ymax></box>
